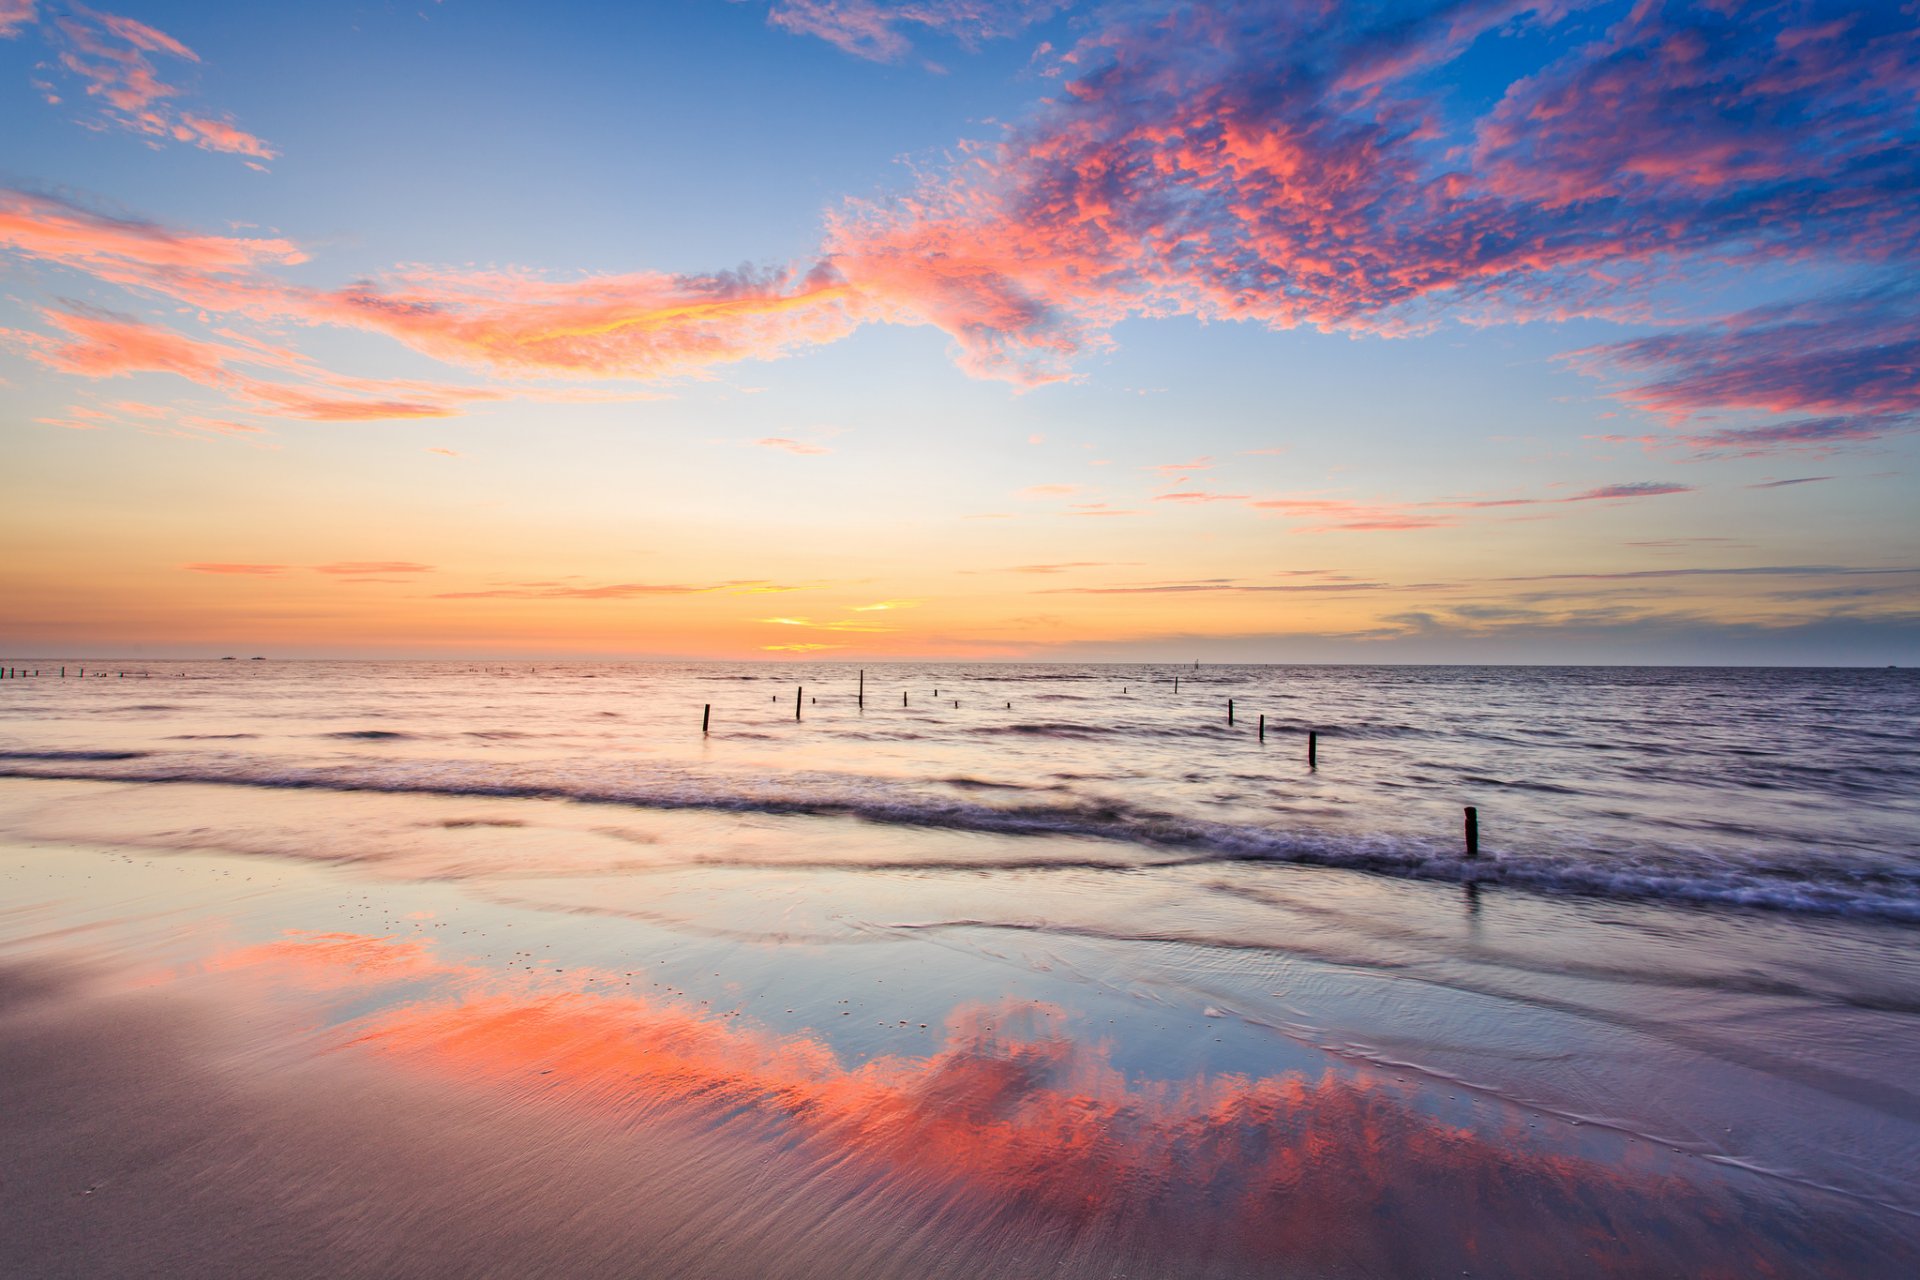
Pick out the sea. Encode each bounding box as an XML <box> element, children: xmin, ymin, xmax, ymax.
<box><xmin>2</xmin><ymin>660</ymin><xmax>1916</xmax><ymax>919</ymax></box>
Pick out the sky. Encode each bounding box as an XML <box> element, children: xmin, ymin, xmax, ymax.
<box><xmin>0</xmin><ymin>0</ymin><xmax>1915</xmax><ymax>663</ymax></box>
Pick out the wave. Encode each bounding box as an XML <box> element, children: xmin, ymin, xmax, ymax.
<box><xmin>2</xmin><ymin>753</ymin><xmax>1918</xmax><ymax>922</ymax></box>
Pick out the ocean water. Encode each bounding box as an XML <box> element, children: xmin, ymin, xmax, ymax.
<box><xmin>3</xmin><ymin>661</ymin><xmax>1920</xmax><ymax>1273</ymax></box>
<box><xmin>2</xmin><ymin>661</ymin><xmax>1917</xmax><ymax>917</ymax></box>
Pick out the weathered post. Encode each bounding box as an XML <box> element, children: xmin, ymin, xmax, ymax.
<box><xmin>1258</xmin><ymin>714</ymin><xmax>1265</xmax><ymax>742</ymax></box>
<box><xmin>796</xmin><ymin>685</ymin><xmax>803</xmax><ymax>721</ymax></box>
<box><xmin>1228</xmin><ymin>698</ymin><xmax>1234</xmax><ymax>725</ymax></box>
<box><xmin>902</xmin><ymin>691</ymin><xmax>907</xmax><ymax>707</ymax></box>
<box><xmin>1308</xmin><ymin>730</ymin><xmax>1318</xmax><ymax>769</ymax></box>
<box><xmin>858</xmin><ymin>668</ymin><xmax>865</xmax><ymax>708</ymax></box>
<box><xmin>702</xmin><ymin>704</ymin><xmax>710</xmax><ymax>734</ymax></box>
<box><xmin>1464</xmin><ymin>806</ymin><xmax>1479</xmax><ymax>858</ymax></box>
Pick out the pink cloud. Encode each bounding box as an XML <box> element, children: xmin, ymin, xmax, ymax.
<box><xmin>29</xmin><ymin>8</ymin><xmax>276</xmax><ymax>159</ymax></box>
<box><xmin>1249</xmin><ymin>497</ymin><xmax>1458</xmax><ymax>533</ymax></box>
<box><xmin>1153</xmin><ymin>490</ymin><xmax>1249</xmax><ymax>503</ymax></box>
<box><xmin>822</xmin><ymin>0</ymin><xmax>1919</xmax><ymax>385</ymax></box>
<box><xmin>171</xmin><ymin>114</ymin><xmax>275</xmax><ymax>160</ymax></box>
<box><xmin>0</xmin><ymin>188</ymin><xmax>305</xmax><ymax>276</ymax></box>
<box><xmin>769</xmin><ymin>0</ymin><xmax>1064</xmax><ymax>63</ymax></box>
<box><xmin>3</xmin><ymin>306</ymin><xmax>493</xmax><ymax>422</ymax></box>
<box><xmin>1017</xmin><ymin>482</ymin><xmax>1080</xmax><ymax>498</ymax></box>
<box><xmin>0</xmin><ymin>2</ymin><xmax>34</xmax><ymax>40</ymax></box>
<box><xmin>182</xmin><ymin>562</ymin><xmax>287</xmax><ymax>575</ymax></box>
<box><xmin>754</xmin><ymin>436</ymin><xmax>832</xmax><ymax>455</ymax></box>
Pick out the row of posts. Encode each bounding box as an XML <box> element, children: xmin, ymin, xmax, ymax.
<box><xmin>2</xmin><ymin>667</ymin><xmax>146</xmax><ymax>678</ymax></box>
<box><xmin>7</xmin><ymin>663</ymin><xmax>1481</xmax><ymax>860</ymax></box>
<box><xmin>703</xmin><ymin>672</ymin><xmax>1483</xmax><ymax>859</ymax></box>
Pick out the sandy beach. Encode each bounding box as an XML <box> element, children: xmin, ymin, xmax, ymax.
<box><xmin>5</xmin><ymin>760</ymin><xmax>1918</xmax><ymax>1277</ymax></box>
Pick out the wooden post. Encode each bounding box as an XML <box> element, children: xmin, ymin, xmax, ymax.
<box><xmin>1228</xmin><ymin>698</ymin><xmax>1234</xmax><ymax>725</ymax></box>
<box><xmin>702</xmin><ymin>704</ymin><xmax>710</xmax><ymax>734</ymax></box>
<box><xmin>1464</xmin><ymin>806</ymin><xmax>1479</xmax><ymax>858</ymax></box>
<box><xmin>795</xmin><ymin>685</ymin><xmax>803</xmax><ymax>721</ymax></box>
<box><xmin>1308</xmin><ymin>731</ymin><xmax>1318</xmax><ymax>768</ymax></box>
<box><xmin>1258</xmin><ymin>714</ymin><xmax>1265</xmax><ymax>742</ymax></box>
<box><xmin>858</xmin><ymin>668</ymin><xmax>864</xmax><ymax>708</ymax></box>
<box><xmin>902</xmin><ymin>691</ymin><xmax>907</xmax><ymax>706</ymax></box>
<box><xmin>1174</xmin><ymin>678</ymin><xmax>1179</xmax><ymax>694</ymax></box>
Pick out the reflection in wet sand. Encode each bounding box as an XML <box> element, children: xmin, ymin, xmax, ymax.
<box><xmin>216</xmin><ymin>930</ymin><xmax>1902</xmax><ymax>1278</ymax></box>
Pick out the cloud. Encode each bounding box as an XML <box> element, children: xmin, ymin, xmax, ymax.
<box><xmin>1563</xmin><ymin>482</ymin><xmax>1693</xmax><ymax>502</ymax></box>
<box><xmin>848</xmin><ymin>599</ymin><xmax>919</xmax><ymax>610</ymax></box>
<box><xmin>1495</xmin><ymin>564</ymin><xmax>1919</xmax><ymax>584</ymax></box>
<box><xmin>16</xmin><ymin>7</ymin><xmax>279</xmax><ymax>160</ymax></box>
<box><xmin>427</xmin><ymin>447</ymin><xmax>460</xmax><ymax>458</ymax></box>
<box><xmin>758</xmin><ymin>616</ymin><xmax>897</xmax><ymax>632</ymax></box>
<box><xmin>999</xmin><ymin>562</ymin><xmax>1126</xmax><ymax>574</ymax></box>
<box><xmin>182</xmin><ymin>562</ymin><xmax>287</xmax><ymax>575</ymax></box>
<box><xmin>754</xmin><ymin>436</ymin><xmax>832</xmax><ymax>455</ymax></box>
<box><xmin>1146</xmin><ymin>457</ymin><xmax>1213</xmax><ymax>475</ymax></box>
<box><xmin>1248</xmin><ymin>497</ymin><xmax>1457</xmax><ymax>533</ymax></box>
<box><xmin>1247</xmin><ymin>480</ymin><xmax>1692</xmax><ymax>531</ymax></box>
<box><xmin>1152</xmin><ymin>491</ymin><xmax>1249</xmax><ymax>503</ymax></box>
<box><xmin>434</xmin><ymin>582</ymin><xmax>716</xmax><ymax>600</ymax></box>
<box><xmin>0</xmin><ymin>190</ymin><xmax>860</xmax><ymax>386</ymax></box>
<box><xmin>0</xmin><ymin>188</ymin><xmax>305</xmax><ymax>275</ymax></box>
<box><xmin>1039</xmin><ymin>578</ymin><xmax>1389</xmax><ymax>595</ymax></box>
<box><xmin>1576</xmin><ymin>288</ymin><xmax>1920</xmax><ymax>454</ymax></box>
<box><xmin>0</xmin><ymin>2</ymin><xmax>35</xmax><ymax>40</ymax></box>
<box><xmin>313</xmin><ymin>562</ymin><xmax>434</xmax><ymax>575</ymax></box>
<box><xmin>768</xmin><ymin>0</ymin><xmax>1065</xmax><ymax>63</ymax></box>
<box><xmin>1746</xmin><ymin>476</ymin><xmax>1834</xmax><ymax>489</ymax></box>
<box><xmin>5</xmin><ymin>0</ymin><xmax>1915</xmax><ymax>419</ymax></box>
<box><xmin>3</xmin><ymin>306</ymin><xmax>493</xmax><ymax>422</ymax></box>
<box><xmin>823</xmin><ymin>0</ymin><xmax>1920</xmax><ymax>384</ymax></box>
<box><xmin>1016</xmin><ymin>482</ymin><xmax>1080</xmax><ymax>498</ymax></box>
<box><xmin>432</xmin><ymin>578</ymin><xmax>813</xmax><ymax>600</ymax></box>
<box><xmin>170</xmin><ymin>114</ymin><xmax>276</xmax><ymax>161</ymax></box>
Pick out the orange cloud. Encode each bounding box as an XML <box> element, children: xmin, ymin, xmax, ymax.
<box><xmin>182</xmin><ymin>562</ymin><xmax>288</xmax><ymax>575</ymax></box>
<box><xmin>313</xmin><ymin>562</ymin><xmax>434</xmax><ymax>575</ymax></box>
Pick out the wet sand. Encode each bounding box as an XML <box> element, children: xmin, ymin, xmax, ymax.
<box><xmin>3</xmin><ymin>777</ymin><xmax>1919</xmax><ymax>1277</ymax></box>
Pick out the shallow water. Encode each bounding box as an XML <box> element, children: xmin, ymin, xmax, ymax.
<box><xmin>1</xmin><ymin>662</ymin><xmax>1918</xmax><ymax>1274</ymax></box>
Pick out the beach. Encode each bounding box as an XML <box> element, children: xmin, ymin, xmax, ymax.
<box><xmin>3</xmin><ymin>663</ymin><xmax>1919</xmax><ymax>1276</ymax></box>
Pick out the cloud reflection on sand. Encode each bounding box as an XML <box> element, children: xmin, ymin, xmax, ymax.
<box><xmin>205</xmin><ymin>929</ymin><xmax>1890</xmax><ymax>1278</ymax></box>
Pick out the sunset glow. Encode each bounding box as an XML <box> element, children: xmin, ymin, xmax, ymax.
<box><xmin>3</xmin><ymin>0</ymin><xmax>1914</xmax><ymax>660</ymax></box>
